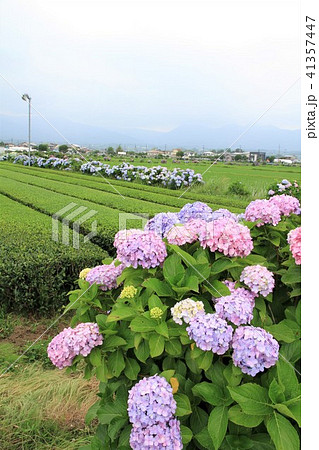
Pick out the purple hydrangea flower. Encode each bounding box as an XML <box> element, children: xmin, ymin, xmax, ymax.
<box><xmin>130</xmin><ymin>418</ymin><xmax>182</xmax><ymax>450</ymax></box>
<box><xmin>223</xmin><ymin>280</ymin><xmax>236</xmax><ymax>292</ymax></box>
<box><xmin>86</xmin><ymin>262</ymin><xmax>124</xmax><ymax>291</ymax></box>
<box><xmin>187</xmin><ymin>312</ymin><xmax>233</xmax><ymax>354</ymax></box>
<box><xmin>215</xmin><ymin>289</ymin><xmax>255</xmax><ymax>326</ymax></box>
<box><xmin>145</xmin><ymin>212</ymin><xmax>180</xmax><ymax>238</ymax></box>
<box><xmin>128</xmin><ymin>375</ymin><xmax>176</xmax><ymax>427</ymax></box>
<box><xmin>178</xmin><ymin>202</ymin><xmax>214</xmax><ymax>223</ymax></box>
<box><xmin>240</xmin><ymin>265</ymin><xmax>275</xmax><ymax>297</ymax></box>
<box><xmin>232</xmin><ymin>326</ymin><xmax>279</xmax><ymax>376</ymax></box>
<box><xmin>114</xmin><ymin>229</ymin><xmax>167</xmax><ymax>269</ymax></box>
<box><xmin>47</xmin><ymin>323</ymin><xmax>103</xmax><ymax>369</ymax></box>
<box><xmin>211</xmin><ymin>208</ymin><xmax>238</xmax><ymax>222</ymax></box>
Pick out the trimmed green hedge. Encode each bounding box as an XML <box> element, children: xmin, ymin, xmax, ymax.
<box><xmin>0</xmin><ymin>194</ymin><xmax>106</xmax><ymax>314</ymax></box>
<box><xmin>0</xmin><ymin>168</ymin><xmax>180</xmax><ymax>215</ymax></box>
<box><xmin>0</xmin><ymin>176</ymin><xmax>130</xmax><ymax>250</ymax></box>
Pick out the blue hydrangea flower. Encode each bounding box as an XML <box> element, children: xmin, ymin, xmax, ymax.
<box><xmin>145</xmin><ymin>212</ymin><xmax>180</xmax><ymax>238</ymax></box>
<box><xmin>187</xmin><ymin>312</ymin><xmax>233</xmax><ymax>354</ymax></box>
<box><xmin>128</xmin><ymin>375</ymin><xmax>176</xmax><ymax>427</ymax></box>
<box><xmin>232</xmin><ymin>326</ymin><xmax>279</xmax><ymax>376</ymax></box>
<box><xmin>178</xmin><ymin>202</ymin><xmax>214</xmax><ymax>223</ymax></box>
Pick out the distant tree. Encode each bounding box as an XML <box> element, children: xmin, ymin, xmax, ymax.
<box><xmin>38</xmin><ymin>143</ymin><xmax>49</xmax><ymax>152</ymax></box>
<box><xmin>176</xmin><ymin>150</ymin><xmax>184</xmax><ymax>158</ymax></box>
<box><xmin>268</xmin><ymin>155</ymin><xmax>275</xmax><ymax>162</ymax></box>
<box><xmin>107</xmin><ymin>147</ymin><xmax>115</xmax><ymax>156</ymax></box>
<box><xmin>116</xmin><ymin>145</ymin><xmax>122</xmax><ymax>152</ymax></box>
<box><xmin>59</xmin><ymin>144</ymin><xmax>68</xmax><ymax>152</ymax></box>
<box><xmin>0</xmin><ymin>141</ymin><xmax>5</xmax><ymax>146</ymax></box>
<box><xmin>235</xmin><ymin>154</ymin><xmax>248</xmax><ymax>161</ymax></box>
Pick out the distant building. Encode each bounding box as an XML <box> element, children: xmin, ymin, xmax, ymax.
<box><xmin>249</xmin><ymin>151</ymin><xmax>266</xmax><ymax>162</ymax></box>
<box><xmin>5</xmin><ymin>146</ymin><xmax>36</xmax><ymax>153</ymax></box>
<box><xmin>171</xmin><ymin>148</ymin><xmax>182</xmax><ymax>157</ymax></box>
<box><xmin>147</xmin><ymin>149</ymin><xmax>170</xmax><ymax>157</ymax></box>
<box><xmin>274</xmin><ymin>158</ymin><xmax>293</xmax><ymax>165</ymax></box>
<box><xmin>117</xmin><ymin>151</ymin><xmax>127</xmax><ymax>156</ymax></box>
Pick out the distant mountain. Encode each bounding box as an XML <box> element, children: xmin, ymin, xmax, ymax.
<box><xmin>0</xmin><ymin>114</ymin><xmax>139</xmax><ymax>147</ymax></box>
<box><xmin>0</xmin><ymin>114</ymin><xmax>300</xmax><ymax>152</ymax></box>
<box><xmin>122</xmin><ymin>124</ymin><xmax>301</xmax><ymax>153</ymax></box>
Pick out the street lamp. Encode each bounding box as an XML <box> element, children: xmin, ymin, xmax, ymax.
<box><xmin>22</xmin><ymin>93</ymin><xmax>31</xmax><ymax>166</ymax></box>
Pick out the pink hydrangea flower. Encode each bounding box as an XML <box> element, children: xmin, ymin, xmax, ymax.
<box><xmin>240</xmin><ymin>265</ymin><xmax>275</xmax><ymax>297</ymax></box>
<box><xmin>47</xmin><ymin>322</ymin><xmax>103</xmax><ymax>369</ymax></box>
<box><xmin>184</xmin><ymin>218</ymin><xmax>208</xmax><ymax>240</ymax></box>
<box><xmin>114</xmin><ymin>229</ymin><xmax>167</xmax><ymax>269</ymax></box>
<box><xmin>166</xmin><ymin>224</ymin><xmax>197</xmax><ymax>245</ymax></box>
<box><xmin>199</xmin><ymin>218</ymin><xmax>253</xmax><ymax>257</ymax></box>
<box><xmin>86</xmin><ymin>262</ymin><xmax>124</xmax><ymax>291</ymax></box>
<box><xmin>245</xmin><ymin>199</ymin><xmax>281</xmax><ymax>227</ymax></box>
<box><xmin>269</xmin><ymin>195</ymin><xmax>301</xmax><ymax>216</ymax></box>
<box><xmin>287</xmin><ymin>226</ymin><xmax>301</xmax><ymax>265</ymax></box>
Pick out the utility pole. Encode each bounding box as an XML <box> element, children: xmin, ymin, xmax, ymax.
<box><xmin>22</xmin><ymin>93</ymin><xmax>31</xmax><ymax>166</ymax></box>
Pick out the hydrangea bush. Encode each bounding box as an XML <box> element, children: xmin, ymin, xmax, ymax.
<box><xmin>48</xmin><ymin>196</ymin><xmax>301</xmax><ymax>450</ymax></box>
<box><xmin>12</xmin><ymin>156</ymin><xmax>203</xmax><ymax>189</ymax></box>
<box><xmin>267</xmin><ymin>178</ymin><xmax>301</xmax><ymax>201</ymax></box>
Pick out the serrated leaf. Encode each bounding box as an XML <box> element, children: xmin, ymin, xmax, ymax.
<box><xmin>228</xmin><ymin>405</ymin><xmax>264</xmax><ymax>427</ymax></box>
<box><xmin>181</xmin><ymin>425</ymin><xmax>193</xmax><ymax>444</ymax></box>
<box><xmin>175</xmin><ymin>393</ymin><xmax>192</xmax><ymax>416</ymax></box>
<box><xmin>134</xmin><ymin>340</ymin><xmax>150</xmax><ymax>363</ymax></box>
<box><xmin>108</xmin><ymin>349</ymin><xmax>125</xmax><ymax>377</ymax></box>
<box><xmin>149</xmin><ymin>333</ymin><xmax>165</xmax><ymax>357</ymax></box>
<box><xmin>124</xmin><ymin>357</ymin><xmax>140</xmax><ymax>380</ymax></box>
<box><xmin>155</xmin><ymin>322</ymin><xmax>169</xmax><ymax>338</ymax></box>
<box><xmin>265</xmin><ymin>412</ymin><xmax>300</xmax><ymax>450</ymax></box>
<box><xmin>143</xmin><ymin>278</ymin><xmax>174</xmax><ymax>296</ymax></box>
<box><xmin>208</xmin><ymin>405</ymin><xmax>228</xmax><ymax>450</ymax></box>
<box><xmin>193</xmin><ymin>382</ymin><xmax>225</xmax><ymax>406</ymax></box>
<box><xmin>228</xmin><ymin>384</ymin><xmax>273</xmax><ymax>415</ymax></box>
<box><xmin>107</xmin><ymin>306</ymin><xmax>136</xmax><ymax>322</ymax></box>
<box><xmin>130</xmin><ymin>316</ymin><xmax>157</xmax><ymax>332</ymax></box>
<box><xmin>190</xmin><ymin>406</ymin><xmax>208</xmax><ymax>434</ymax></box>
<box><xmin>195</xmin><ymin>428</ymin><xmax>214</xmax><ymax>449</ymax></box>
<box><xmin>269</xmin><ymin>379</ymin><xmax>285</xmax><ymax>404</ymax></box>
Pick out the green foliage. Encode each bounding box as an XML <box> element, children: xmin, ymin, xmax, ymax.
<box><xmin>227</xmin><ymin>181</ymin><xmax>249</xmax><ymax>197</ymax></box>
<box><xmin>38</xmin><ymin>143</ymin><xmax>49</xmax><ymax>151</ymax></box>
<box><xmin>60</xmin><ymin>209</ymin><xmax>301</xmax><ymax>449</ymax></box>
<box><xmin>0</xmin><ymin>194</ymin><xmax>106</xmax><ymax>314</ymax></box>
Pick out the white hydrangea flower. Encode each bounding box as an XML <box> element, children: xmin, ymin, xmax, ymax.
<box><xmin>171</xmin><ymin>298</ymin><xmax>205</xmax><ymax>325</ymax></box>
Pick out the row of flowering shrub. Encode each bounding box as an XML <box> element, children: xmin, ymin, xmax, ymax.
<box><xmin>80</xmin><ymin>162</ymin><xmax>204</xmax><ymax>189</ymax></box>
<box><xmin>47</xmin><ymin>196</ymin><xmax>301</xmax><ymax>449</ymax></box>
<box><xmin>11</xmin><ymin>155</ymin><xmax>203</xmax><ymax>189</ymax></box>
<box><xmin>13</xmin><ymin>154</ymin><xmax>79</xmax><ymax>169</ymax></box>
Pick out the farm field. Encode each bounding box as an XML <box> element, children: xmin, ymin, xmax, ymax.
<box><xmin>0</xmin><ymin>159</ymin><xmax>301</xmax><ymax>450</ymax></box>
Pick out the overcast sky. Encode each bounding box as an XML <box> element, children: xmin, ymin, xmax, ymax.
<box><xmin>1</xmin><ymin>0</ymin><xmax>300</xmax><ymax>133</ymax></box>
